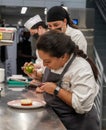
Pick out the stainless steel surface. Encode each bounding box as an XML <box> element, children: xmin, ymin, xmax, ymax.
<box><xmin>0</xmin><ymin>84</ymin><xmax>66</xmax><ymax>130</ymax></box>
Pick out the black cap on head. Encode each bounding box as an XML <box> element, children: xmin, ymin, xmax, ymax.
<box><xmin>47</xmin><ymin>6</ymin><xmax>68</xmax><ymax>22</ymax></box>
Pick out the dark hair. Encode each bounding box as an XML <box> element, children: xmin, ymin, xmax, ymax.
<box><xmin>47</xmin><ymin>6</ymin><xmax>78</xmax><ymax>29</ymax></box>
<box><xmin>31</xmin><ymin>21</ymin><xmax>48</xmax><ymax>29</ymax></box>
<box><xmin>36</xmin><ymin>30</ymin><xmax>98</xmax><ymax>80</ymax></box>
<box><xmin>36</xmin><ymin>30</ymin><xmax>75</xmax><ymax>58</ymax></box>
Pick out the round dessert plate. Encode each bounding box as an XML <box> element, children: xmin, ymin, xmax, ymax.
<box><xmin>7</xmin><ymin>99</ymin><xmax>46</xmax><ymax>109</ymax></box>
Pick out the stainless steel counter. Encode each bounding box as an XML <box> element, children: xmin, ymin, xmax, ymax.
<box><xmin>0</xmin><ymin>83</ymin><xmax>66</xmax><ymax>130</ymax></box>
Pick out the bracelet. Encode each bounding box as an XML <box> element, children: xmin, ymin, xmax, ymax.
<box><xmin>54</xmin><ymin>86</ymin><xmax>61</xmax><ymax>96</ymax></box>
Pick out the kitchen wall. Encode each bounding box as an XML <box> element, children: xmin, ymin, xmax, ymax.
<box><xmin>0</xmin><ymin>0</ymin><xmax>87</xmax><ymax>8</ymax></box>
<box><xmin>0</xmin><ymin>0</ymin><xmax>95</xmax><ymax>77</ymax></box>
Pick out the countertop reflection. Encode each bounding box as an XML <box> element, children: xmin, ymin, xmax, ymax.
<box><xmin>0</xmin><ymin>83</ymin><xmax>66</xmax><ymax>130</ymax></box>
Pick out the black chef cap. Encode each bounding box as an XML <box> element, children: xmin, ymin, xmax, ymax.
<box><xmin>47</xmin><ymin>6</ymin><xmax>70</xmax><ymax>25</ymax></box>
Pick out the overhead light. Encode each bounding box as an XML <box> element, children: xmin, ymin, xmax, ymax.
<box><xmin>21</xmin><ymin>7</ymin><xmax>27</xmax><ymax>14</ymax></box>
<box><xmin>44</xmin><ymin>8</ymin><xmax>47</xmax><ymax>15</ymax></box>
<box><xmin>61</xmin><ymin>3</ymin><xmax>68</xmax><ymax>11</ymax></box>
<box><xmin>62</xmin><ymin>6</ymin><xmax>68</xmax><ymax>11</ymax></box>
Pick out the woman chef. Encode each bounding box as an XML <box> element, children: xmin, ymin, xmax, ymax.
<box><xmin>35</xmin><ymin>30</ymin><xmax>100</xmax><ymax>130</ymax></box>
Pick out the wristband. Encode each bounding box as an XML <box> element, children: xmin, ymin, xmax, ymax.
<box><xmin>54</xmin><ymin>86</ymin><xmax>61</xmax><ymax>96</ymax></box>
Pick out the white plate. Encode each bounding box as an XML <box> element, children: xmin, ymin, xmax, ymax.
<box><xmin>7</xmin><ymin>99</ymin><xmax>46</xmax><ymax>109</ymax></box>
<box><xmin>7</xmin><ymin>75</ymin><xmax>28</xmax><ymax>81</ymax></box>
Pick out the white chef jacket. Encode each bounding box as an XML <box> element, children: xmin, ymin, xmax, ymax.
<box><xmin>51</xmin><ymin>54</ymin><xmax>99</xmax><ymax>114</ymax></box>
<box><xmin>65</xmin><ymin>25</ymin><xmax>87</xmax><ymax>54</ymax></box>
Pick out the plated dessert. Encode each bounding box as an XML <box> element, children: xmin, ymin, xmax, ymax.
<box><xmin>7</xmin><ymin>99</ymin><xmax>46</xmax><ymax>109</ymax></box>
<box><xmin>21</xmin><ymin>99</ymin><xmax>32</xmax><ymax>106</ymax></box>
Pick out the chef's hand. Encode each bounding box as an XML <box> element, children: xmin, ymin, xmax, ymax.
<box><xmin>29</xmin><ymin>79</ymin><xmax>44</xmax><ymax>93</ymax></box>
<box><xmin>39</xmin><ymin>82</ymin><xmax>57</xmax><ymax>95</ymax></box>
<box><xmin>22</xmin><ymin>62</ymin><xmax>42</xmax><ymax>80</ymax></box>
<box><xmin>35</xmin><ymin>87</ymin><xmax>44</xmax><ymax>93</ymax></box>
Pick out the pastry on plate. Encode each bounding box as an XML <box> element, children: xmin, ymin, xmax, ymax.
<box><xmin>21</xmin><ymin>99</ymin><xmax>32</xmax><ymax>106</ymax></box>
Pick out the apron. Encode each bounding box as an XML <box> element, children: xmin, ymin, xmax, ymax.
<box><xmin>42</xmin><ymin>54</ymin><xmax>100</xmax><ymax>130</ymax></box>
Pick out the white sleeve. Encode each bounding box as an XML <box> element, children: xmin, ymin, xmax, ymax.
<box><xmin>70</xmin><ymin>64</ymin><xmax>99</xmax><ymax>114</ymax></box>
<box><xmin>70</xmin><ymin>30</ymin><xmax>87</xmax><ymax>54</ymax></box>
<box><xmin>35</xmin><ymin>50</ymin><xmax>45</xmax><ymax>73</ymax></box>
<box><xmin>75</xmin><ymin>31</ymin><xmax>87</xmax><ymax>54</ymax></box>
<box><xmin>65</xmin><ymin>26</ymin><xmax>87</xmax><ymax>54</ymax></box>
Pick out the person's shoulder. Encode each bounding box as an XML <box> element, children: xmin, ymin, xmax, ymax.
<box><xmin>66</xmin><ymin>26</ymin><xmax>83</xmax><ymax>36</ymax></box>
<box><xmin>69</xmin><ymin>57</ymin><xmax>92</xmax><ymax>76</ymax></box>
<box><xmin>74</xmin><ymin>57</ymin><xmax>90</xmax><ymax>69</ymax></box>
<box><xmin>70</xmin><ymin>26</ymin><xmax>82</xmax><ymax>33</ymax></box>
